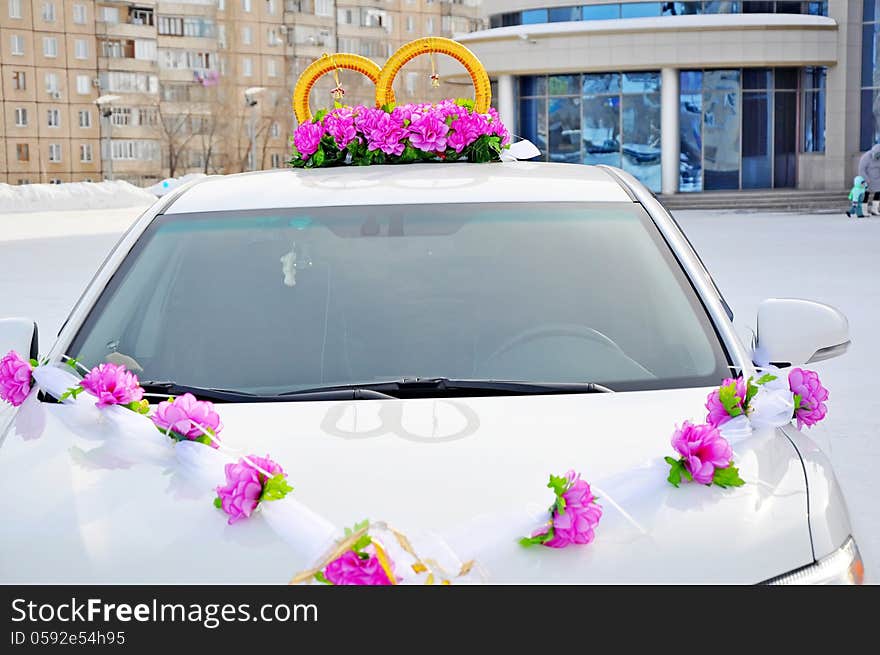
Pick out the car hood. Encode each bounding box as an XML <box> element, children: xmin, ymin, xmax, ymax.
<box><xmin>0</xmin><ymin>388</ymin><xmax>812</xmax><ymax>583</ymax></box>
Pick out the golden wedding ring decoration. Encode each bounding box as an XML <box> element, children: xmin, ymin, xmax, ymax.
<box><xmin>292</xmin><ymin>37</ymin><xmax>492</xmax><ymax>124</ymax></box>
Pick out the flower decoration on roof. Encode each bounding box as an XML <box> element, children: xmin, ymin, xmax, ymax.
<box><xmin>289</xmin><ymin>37</ymin><xmax>510</xmax><ymax>168</ymax></box>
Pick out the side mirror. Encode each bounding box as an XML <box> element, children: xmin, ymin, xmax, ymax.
<box><xmin>0</xmin><ymin>318</ymin><xmax>38</xmax><ymax>360</ymax></box>
<box><xmin>754</xmin><ymin>299</ymin><xmax>850</xmax><ymax>367</ymax></box>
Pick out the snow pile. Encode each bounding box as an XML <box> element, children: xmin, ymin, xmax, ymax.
<box><xmin>0</xmin><ymin>180</ymin><xmax>156</xmax><ymax>214</ymax></box>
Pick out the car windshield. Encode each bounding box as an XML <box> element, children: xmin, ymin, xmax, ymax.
<box><xmin>68</xmin><ymin>202</ymin><xmax>730</xmax><ymax>395</ymax></box>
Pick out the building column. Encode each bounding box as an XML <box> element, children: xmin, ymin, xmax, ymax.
<box><xmin>660</xmin><ymin>67</ymin><xmax>680</xmax><ymax>195</ymax></box>
<box><xmin>497</xmin><ymin>74</ymin><xmax>515</xmax><ymax>137</ymax></box>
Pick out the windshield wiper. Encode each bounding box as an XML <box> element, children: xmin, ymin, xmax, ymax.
<box><xmin>279</xmin><ymin>378</ymin><xmax>614</xmax><ymax>399</ymax></box>
<box><xmin>140</xmin><ymin>381</ymin><xmax>395</xmax><ymax>403</ymax></box>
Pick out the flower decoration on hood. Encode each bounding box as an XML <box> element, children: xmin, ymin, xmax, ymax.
<box><xmin>214</xmin><ymin>454</ymin><xmax>293</xmax><ymax>524</ymax></box>
<box><xmin>152</xmin><ymin>393</ymin><xmax>223</xmax><ymax>448</ymax></box>
<box><xmin>289</xmin><ymin>100</ymin><xmax>510</xmax><ymax>169</ymax></box>
<box><xmin>314</xmin><ymin>520</ymin><xmax>398</xmax><ymax>585</ymax></box>
<box><xmin>0</xmin><ymin>350</ymin><xmax>34</xmax><ymax>407</ymax></box>
<box><xmin>520</xmin><ymin>470</ymin><xmax>602</xmax><ymax>549</ymax></box>
<box><xmin>666</xmin><ymin>421</ymin><xmax>744</xmax><ymax>488</ymax></box>
<box><xmin>77</xmin><ymin>362</ymin><xmax>145</xmax><ymax>409</ymax></box>
<box><xmin>788</xmin><ymin>367</ymin><xmax>829</xmax><ymax>429</ymax></box>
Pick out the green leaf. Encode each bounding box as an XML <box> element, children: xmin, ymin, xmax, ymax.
<box><xmin>312</xmin><ymin>147</ymin><xmax>326</xmax><ymax>168</ymax></box>
<box><xmin>381</xmin><ymin>102</ymin><xmax>396</xmax><ymax>113</ymax></box>
<box><xmin>519</xmin><ymin>526</ymin><xmax>553</xmax><ymax>547</ymax></box>
<box><xmin>755</xmin><ymin>373</ymin><xmax>777</xmax><ymax>386</ymax></box>
<box><xmin>213</xmin><ymin>496</ymin><xmax>222</xmax><ymax>509</ymax></box>
<box><xmin>712</xmin><ymin>464</ymin><xmax>746</xmax><ymax>488</ymax></box>
<box><xmin>29</xmin><ymin>358</ymin><xmax>39</xmax><ymax>368</ymax></box>
<box><xmin>793</xmin><ymin>393</ymin><xmax>802</xmax><ymax>411</ymax></box>
<box><xmin>345</xmin><ymin>519</ymin><xmax>370</xmax><ymax>537</ymax></box>
<box><xmin>717</xmin><ymin>380</ymin><xmax>744</xmax><ymax>418</ymax></box>
<box><xmin>65</xmin><ymin>357</ymin><xmax>79</xmax><ymax>371</ymax></box>
<box><xmin>744</xmin><ymin>376</ymin><xmax>760</xmax><ymax>408</ymax></box>
<box><xmin>547</xmin><ymin>474</ymin><xmax>569</xmax><ymax>496</ymax></box>
<box><xmin>313</xmin><ymin>108</ymin><xmax>328</xmax><ymax>123</ymax></box>
<box><xmin>454</xmin><ymin>97</ymin><xmax>475</xmax><ymax>110</ymax></box>
<box><xmin>665</xmin><ymin>456</ymin><xmax>684</xmax><ymax>487</ymax></box>
<box><xmin>351</xmin><ymin>534</ymin><xmax>372</xmax><ymax>555</ymax></box>
<box><xmin>194</xmin><ymin>434</ymin><xmax>213</xmax><ymax>446</ymax></box>
<box><xmin>260</xmin><ymin>474</ymin><xmax>294</xmax><ymax>502</ymax></box>
<box><xmin>314</xmin><ymin>571</ymin><xmax>333</xmax><ymax>585</ymax></box>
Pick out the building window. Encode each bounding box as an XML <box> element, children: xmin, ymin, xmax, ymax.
<box><xmin>14</xmin><ymin>107</ymin><xmax>27</xmax><ymax>126</ymax></box>
<box><xmin>267</xmin><ymin>58</ymin><xmax>278</xmax><ymax>77</ymax></box>
<box><xmin>242</xmin><ymin>26</ymin><xmax>253</xmax><ymax>44</ymax></box>
<box><xmin>80</xmin><ymin>143</ymin><xmax>93</xmax><ymax>162</ymax></box>
<box><xmin>802</xmin><ymin>66</ymin><xmax>826</xmax><ymax>153</ymax></box>
<box><xmin>48</xmin><ymin>143</ymin><xmax>62</xmax><ymax>162</ymax></box>
<box><xmin>47</xmin><ymin>108</ymin><xmax>60</xmax><ymax>127</ymax></box>
<box><xmin>100</xmin><ymin>6</ymin><xmax>119</xmax><ymax>23</ymax></box>
<box><xmin>8</xmin><ymin>0</ymin><xmax>22</xmax><ymax>19</ymax></box>
<box><xmin>43</xmin><ymin>36</ymin><xmax>58</xmax><ymax>57</ymax></box>
<box><xmin>72</xmin><ymin>3</ymin><xmax>87</xmax><ymax>24</ymax></box>
<box><xmin>77</xmin><ymin>75</ymin><xmax>91</xmax><ymax>94</ymax></box>
<box><xmin>11</xmin><ymin>34</ymin><xmax>25</xmax><ymax>56</ymax></box>
<box><xmin>111</xmin><ymin>107</ymin><xmax>132</xmax><ymax>126</ymax></box>
<box><xmin>242</xmin><ymin>0</ymin><xmax>251</xmax><ymax>12</ymax></box>
<box><xmin>270</xmin><ymin>121</ymin><xmax>280</xmax><ymax>138</ymax></box>
<box><xmin>16</xmin><ymin>143</ymin><xmax>30</xmax><ymax>161</ymax></box>
<box><xmin>242</xmin><ymin>57</ymin><xmax>253</xmax><ymax>77</ymax></box>
<box><xmin>158</xmin><ymin>17</ymin><xmax>183</xmax><ymax>36</ymax></box>
<box><xmin>271</xmin><ymin>153</ymin><xmax>282</xmax><ymax>168</ymax></box>
<box><xmin>518</xmin><ymin>71</ymin><xmax>662</xmax><ymax>192</ymax></box>
<box><xmin>426</xmin><ymin>17</ymin><xmax>435</xmax><ymax>34</ymax></box>
<box><xmin>130</xmin><ymin>7</ymin><xmax>154</xmax><ymax>25</ymax></box>
<box><xmin>45</xmin><ymin>72</ymin><xmax>59</xmax><ymax>93</ymax></box>
<box><xmin>406</xmin><ymin>16</ymin><xmax>414</xmax><ymax>32</ymax></box>
<box><xmin>315</xmin><ymin>0</ymin><xmax>331</xmax><ymax>16</ymax></box>
<box><xmin>12</xmin><ymin>70</ymin><xmax>26</xmax><ymax>89</ymax></box>
<box><xmin>79</xmin><ymin>109</ymin><xmax>92</xmax><ymax>128</ymax></box>
<box><xmin>405</xmin><ymin>71</ymin><xmax>418</xmax><ymax>96</ymax></box>
<box><xmin>41</xmin><ymin>2</ymin><xmax>55</xmax><ymax>22</ymax></box>
<box><xmin>75</xmin><ymin>39</ymin><xmax>89</xmax><ymax>60</ymax></box>
<box><xmin>218</xmin><ymin>0</ymin><xmax>224</xmax><ymax>10</ymax></box>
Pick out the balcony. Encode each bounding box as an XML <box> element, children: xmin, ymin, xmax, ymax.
<box><xmin>97</xmin><ymin>20</ymin><xmax>156</xmax><ymax>41</ymax></box>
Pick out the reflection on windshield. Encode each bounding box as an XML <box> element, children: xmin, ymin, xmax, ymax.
<box><xmin>68</xmin><ymin>202</ymin><xmax>729</xmax><ymax>395</ymax></box>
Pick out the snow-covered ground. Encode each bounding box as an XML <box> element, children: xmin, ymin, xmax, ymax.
<box><xmin>0</xmin><ymin>204</ymin><xmax>876</xmax><ymax>581</ymax></box>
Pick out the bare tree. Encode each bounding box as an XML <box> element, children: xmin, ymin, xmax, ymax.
<box><xmin>154</xmin><ymin>101</ymin><xmax>197</xmax><ymax>178</ymax></box>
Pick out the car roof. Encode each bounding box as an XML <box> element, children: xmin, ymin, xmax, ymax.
<box><xmin>162</xmin><ymin>161</ymin><xmax>634</xmax><ymax>214</ymax></box>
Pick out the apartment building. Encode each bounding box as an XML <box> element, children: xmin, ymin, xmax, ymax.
<box><xmin>2</xmin><ymin>0</ymin><xmax>483</xmax><ymax>185</ymax></box>
<box><xmin>1</xmin><ymin>0</ymin><xmax>102</xmax><ymax>184</ymax></box>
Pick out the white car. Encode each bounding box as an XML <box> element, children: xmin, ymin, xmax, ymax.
<box><xmin>0</xmin><ymin>162</ymin><xmax>863</xmax><ymax>584</ymax></box>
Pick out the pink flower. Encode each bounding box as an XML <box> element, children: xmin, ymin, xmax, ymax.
<box><xmin>407</xmin><ymin>112</ymin><xmax>449</xmax><ymax>152</ymax></box>
<box><xmin>152</xmin><ymin>393</ymin><xmax>223</xmax><ymax>447</ymax></box>
<box><xmin>789</xmin><ymin>368</ymin><xmax>829</xmax><ymax>429</ymax></box>
<box><xmin>366</xmin><ymin>112</ymin><xmax>407</xmax><ymax>156</ymax></box>
<box><xmin>671</xmin><ymin>421</ymin><xmax>733</xmax><ymax>485</ymax></box>
<box><xmin>215</xmin><ymin>455</ymin><xmax>284</xmax><ymax>524</ymax></box>
<box><xmin>293</xmin><ymin>121</ymin><xmax>324</xmax><ymax>157</ymax></box>
<box><xmin>324</xmin><ymin>112</ymin><xmax>358</xmax><ymax>148</ymax></box>
<box><xmin>80</xmin><ymin>362</ymin><xmax>144</xmax><ymax>408</ymax></box>
<box><xmin>447</xmin><ymin>112</ymin><xmax>487</xmax><ymax>153</ymax></box>
<box><xmin>323</xmin><ymin>550</ymin><xmax>394</xmax><ymax>585</ymax></box>
<box><xmin>0</xmin><ymin>350</ymin><xmax>33</xmax><ymax>407</ymax></box>
<box><xmin>705</xmin><ymin>376</ymin><xmax>747</xmax><ymax>427</ymax></box>
<box><xmin>543</xmin><ymin>471</ymin><xmax>603</xmax><ymax>548</ymax></box>
<box><xmin>354</xmin><ymin>107</ymin><xmax>384</xmax><ymax>134</ymax></box>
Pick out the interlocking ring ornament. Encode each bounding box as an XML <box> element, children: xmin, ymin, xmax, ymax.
<box><xmin>293</xmin><ymin>53</ymin><xmax>391</xmax><ymax>124</ymax></box>
<box><xmin>375</xmin><ymin>37</ymin><xmax>491</xmax><ymax>113</ymax></box>
<box><xmin>292</xmin><ymin>38</ymin><xmax>492</xmax><ymax>124</ymax></box>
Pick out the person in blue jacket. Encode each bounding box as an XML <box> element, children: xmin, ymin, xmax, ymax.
<box><xmin>846</xmin><ymin>176</ymin><xmax>868</xmax><ymax>218</ymax></box>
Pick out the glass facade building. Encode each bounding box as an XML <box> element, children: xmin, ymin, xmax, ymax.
<box><xmin>517</xmin><ymin>67</ymin><xmax>825</xmax><ymax>193</ymax></box>
<box><xmin>490</xmin><ymin>1</ymin><xmax>828</xmax><ymax>27</ymax></box>
<box><xmin>862</xmin><ymin>0</ymin><xmax>880</xmax><ymax>149</ymax></box>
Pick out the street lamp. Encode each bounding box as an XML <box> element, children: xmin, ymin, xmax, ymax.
<box><xmin>95</xmin><ymin>94</ymin><xmax>120</xmax><ymax>181</ymax></box>
<box><xmin>244</xmin><ymin>86</ymin><xmax>266</xmax><ymax>171</ymax></box>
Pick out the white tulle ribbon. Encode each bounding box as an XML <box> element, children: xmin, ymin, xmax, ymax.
<box><xmin>31</xmin><ymin>363</ymin><xmax>83</xmax><ymax>403</ymax></box>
